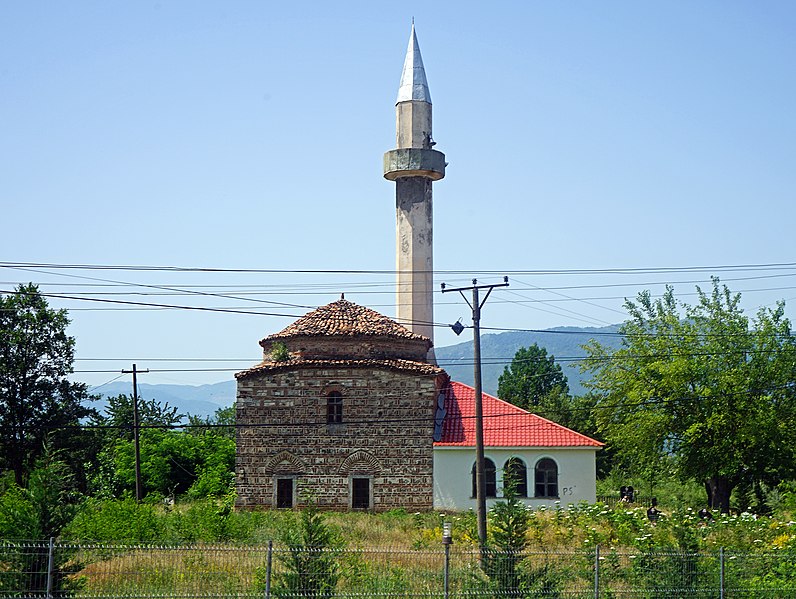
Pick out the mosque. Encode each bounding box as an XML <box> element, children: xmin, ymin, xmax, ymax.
<box><xmin>234</xmin><ymin>26</ymin><xmax>601</xmax><ymax>511</ymax></box>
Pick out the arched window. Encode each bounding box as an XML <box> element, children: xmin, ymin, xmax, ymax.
<box><xmin>327</xmin><ymin>391</ymin><xmax>343</xmax><ymax>424</ymax></box>
<box><xmin>503</xmin><ymin>457</ymin><xmax>528</xmax><ymax>497</ymax></box>
<box><xmin>472</xmin><ymin>458</ymin><xmax>497</xmax><ymax>498</ymax></box>
<box><xmin>534</xmin><ymin>458</ymin><xmax>558</xmax><ymax>498</ymax></box>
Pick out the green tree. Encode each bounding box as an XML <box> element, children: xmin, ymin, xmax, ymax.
<box><xmin>90</xmin><ymin>393</ymin><xmax>179</xmax><ymax>497</ymax></box>
<box><xmin>0</xmin><ymin>284</ymin><xmax>96</xmax><ymax>485</ymax></box>
<box><xmin>483</xmin><ymin>475</ymin><xmax>562</xmax><ymax>598</ymax></box>
<box><xmin>100</xmin><ymin>427</ymin><xmax>234</xmax><ymax>498</ymax></box>
<box><xmin>187</xmin><ymin>404</ymin><xmax>236</xmax><ymax>440</ymax></box>
<box><xmin>0</xmin><ymin>447</ymin><xmax>79</xmax><ymax>540</ymax></box>
<box><xmin>92</xmin><ymin>397</ymin><xmax>238</xmax><ymax>499</ymax></box>
<box><xmin>0</xmin><ymin>448</ymin><xmax>81</xmax><ymax>594</ymax></box>
<box><xmin>484</xmin><ymin>475</ymin><xmax>529</xmax><ymax>598</ymax></box>
<box><xmin>583</xmin><ymin>279</ymin><xmax>796</xmax><ymax>513</ymax></box>
<box><xmin>97</xmin><ymin>393</ymin><xmax>183</xmax><ymax>442</ymax></box>
<box><xmin>185</xmin><ymin>405</ymin><xmax>237</xmax><ymax>498</ymax></box>
<box><xmin>498</xmin><ymin>344</ymin><xmax>569</xmax><ymax>413</ymax></box>
<box><xmin>272</xmin><ymin>504</ymin><xmax>341</xmax><ymax>599</ymax></box>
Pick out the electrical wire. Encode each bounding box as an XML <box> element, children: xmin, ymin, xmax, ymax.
<box><xmin>0</xmin><ymin>288</ymin><xmax>306</xmax><ymax>319</ymax></box>
<box><xmin>86</xmin><ymin>373</ymin><xmax>127</xmax><ymax>392</ymax></box>
<box><xmin>3</xmin><ymin>278</ymin><xmax>792</xmax><ymax>340</ymax></box>
<box><xmin>4</xmin><ymin>265</ymin><xmax>316</xmax><ymax>310</ymax></box>
<box><xmin>34</xmin><ymin>382</ymin><xmax>796</xmax><ymax>433</ymax></box>
<box><xmin>4</xmin><ymin>260</ymin><xmax>796</xmax><ymax>275</ymax></box>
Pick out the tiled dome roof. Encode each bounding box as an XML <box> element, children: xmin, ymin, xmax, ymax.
<box><xmin>265</xmin><ymin>298</ymin><xmax>429</xmax><ymax>342</ymax></box>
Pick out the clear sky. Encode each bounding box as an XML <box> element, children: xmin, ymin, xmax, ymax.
<box><xmin>2</xmin><ymin>1</ymin><xmax>795</xmax><ymax>389</ymax></box>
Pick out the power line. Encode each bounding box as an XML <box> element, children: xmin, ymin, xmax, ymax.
<box><xmin>4</xmin><ymin>268</ymin><xmax>796</xmax><ymax>328</ymax></box>
<box><xmin>35</xmin><ymin>382</ymin><xmax>796</xmax><ymax>433</ymax></box>
<box><xmin>5</xmin><ymin>275</ymin><xmax>796</xmax><ymax>297</ymax></box>
<box><xmin>69</xmin><ymin>343</ymin><xmax>796</xmax><ymax>376</ymax></box>
<box><xmin>4</xmin><ymin>260</ymin><xmax>796</xmax><ymax>275</ymax></box>
<box><xmin>86</xmin><ymin>373</ymin><xmax>127</xmax><ymax>392</ymax></box>
<box><xmin>5</xmin><ymin>264</ymin><xmax>317</xmax><ymax>310</ymax></box>
<box><xmin>0</xmin><ymin>288</ymin><xmax>306</xmax><ymax>319</ymax></box>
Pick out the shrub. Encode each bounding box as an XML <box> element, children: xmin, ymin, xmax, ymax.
<box><xmin>62</xmin><ymin>497</ymin><xmax>163</xmax><ymax>543</ymax></box>
<box><xmin>269</xmin><ymin>505</ymin><xmax>342</xmax><ymax>598</ymax></box>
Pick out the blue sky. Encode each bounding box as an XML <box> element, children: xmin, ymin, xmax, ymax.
<box><xmin>2</xmin><ymin>2</ymin><xmax>795</xmax><ymax>388</ymax></box>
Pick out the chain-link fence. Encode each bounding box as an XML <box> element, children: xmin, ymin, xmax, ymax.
<box><xmin>1</xmin><ymin>540</ymin><xmax>795</xmax><ymax>598</ymax></box>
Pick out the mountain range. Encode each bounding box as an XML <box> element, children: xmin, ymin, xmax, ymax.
<box><xmin>91</xmin><ymin>381</ymin><xmax>236</xmax><ymax>419</ymax></box>
<box><xmin>89</xmin><ymin>324</ymin><xmax>623</xmax><ymax>418</ymax></box>
<box><xmin>435</xmin><ymin>324</ymin><xmax>623</xmax><ymax>396</ymax></box>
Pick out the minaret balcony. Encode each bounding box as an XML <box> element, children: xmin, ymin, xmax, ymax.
<box><xmin>383</xmin><ymin>148</ymin><xmax>446</xmax><ymax>181</ymax></box>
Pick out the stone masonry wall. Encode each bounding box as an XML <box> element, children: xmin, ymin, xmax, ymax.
<box><xmin>235</xmin><ymin>365</ymin><xmax>439</xmax><ymax>510</ymax></box>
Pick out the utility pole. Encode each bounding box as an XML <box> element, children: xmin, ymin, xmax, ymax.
<box><xmin>121</xmin><ymin>363</ymin><xmax>148</xmax><ymax>501</ymax></box>
<box><xmin>440</xmin><ymin>277</ymin><xmax>508</xmax><ymax>551</ymax></box>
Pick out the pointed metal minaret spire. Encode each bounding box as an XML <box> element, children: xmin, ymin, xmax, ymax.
<box><xmin>397</xmin><ymin>24</ymin><xmax>431</xmax><ymax>104</ymax></box>
<box><xmin>383</xmin><ymin>24</ymin><xmax>446</xmax><ymax>361</ymax></box>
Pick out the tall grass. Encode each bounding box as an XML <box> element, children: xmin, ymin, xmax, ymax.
<box><xmin>60</xmin><ymin>495</ymin><xmax>796</xmax><ymax>556</ymax></box>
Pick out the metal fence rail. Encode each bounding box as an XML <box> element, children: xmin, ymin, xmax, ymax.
<box><xmin>1</xmin><ymin>540</ymin><xmax>795</xmax><ymax>598</ymax></box>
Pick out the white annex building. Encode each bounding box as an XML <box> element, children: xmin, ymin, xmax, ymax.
<box><xmin>433</xmin><ymin>381</ymin><xmax>602</xmax><ymax>510</ymax></box>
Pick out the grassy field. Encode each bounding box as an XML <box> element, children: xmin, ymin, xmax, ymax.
<box><xmin>48</xmin><ymin>500</ymin><xmax>796</xmax><ymax>598</ymax></box>
<box><xmin>60</xmin><ymin>491</ymin><xmax>796</xmax><ymax>554</ymax></box>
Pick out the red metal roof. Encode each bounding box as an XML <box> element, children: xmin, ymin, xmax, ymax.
<box><xmin>435</xmin><ymin>381</ymin><xmax>603</xmax><ymax>448</ymax></box>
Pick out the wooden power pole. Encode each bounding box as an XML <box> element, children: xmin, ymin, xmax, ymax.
<box><xmin>441</xmin><ymin>277</ymin><xmax>508</xmax><ymax>552</ymax></box>
<box><xmin>121</xmin><ymin>363</ymin><xmax>148</xmax><ymax>501</ymax></box>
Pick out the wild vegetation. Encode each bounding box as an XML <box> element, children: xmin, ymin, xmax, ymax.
<box><xmin>13</xmin><ymin>482</ymin><xmax>787</xmax><ymax>554</ymax></box>
<box><xmin>10</xmin><ymin>492</ymin><xmax>796</xmax><ymax>597</ymax></box>
<box><xmin>583</xmin><ymin>279</ymin><xmax>796</xmax><ymax>512</ymax></box>
<box><xmin>2</xmin><ymin>281</ymin><xmax>796</xmax><ymax>558</ymax></box>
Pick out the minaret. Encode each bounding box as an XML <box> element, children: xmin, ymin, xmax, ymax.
<box><xmin>383</xmin><ymin>24</ymin><xmax>445</xmax><ymax>356</ymax></box>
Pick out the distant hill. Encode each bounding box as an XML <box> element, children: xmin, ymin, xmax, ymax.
<box><xmin>91</xmin><ymin>380</ymin><xmax>236</xmax><ymax>419</ymax></box>
<box><xmin>84</xmin><ymin>325</ymin><xmax>623</xmax><ymax>415</ymax></box>
<box><xmin>435</xmin><ymin>324</ymin><xmax>623</xmax><ymax>396</ymax></box>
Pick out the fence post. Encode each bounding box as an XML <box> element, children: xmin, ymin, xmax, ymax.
<box><xmin>594</xmin><ymin>544</ymin><xmax>600</xmax><ymax>599</ymax></box>
<box><xmin>46</xmin><ymin>537</ymin><xmax>55</xmax><ymax>599</ymax></box>
<box><xmin>719</xmin><ymin>547</ymin><xmax>725</xmax><ymax>599</ymax></box>
<box><xmin>442</xmin><ymin>523</ymin><xmax>452</xmax><ymax>599</ymax></box>
<box><xmin>264</xmin><ymin>540</ymin><xmax>273</xmax><ymax>599</ymax></box>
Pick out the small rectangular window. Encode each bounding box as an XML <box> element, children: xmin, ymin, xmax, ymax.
<box><xmin>352</xmin><ymin>477</ymin><xmax>370</xmax><ymax>509</ymax></box>
<box><xmin>276</xmin><ymin>478</ymin><xmax>294</xmax><ymax>508</ymax></box>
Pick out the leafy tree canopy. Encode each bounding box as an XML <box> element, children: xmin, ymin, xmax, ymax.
<box><xmin>95</xmin><ymin>393</ymin><xmax>184</xmax><ymax>442</ymax></box>
<box><xmin>92</xmin><ymin>402</ymin><xmax>235</xmax><ymax>499</ymax></box>
<box><xmin>497</xmin><ymin>345</ymin><xmax>612</xmax><ymax>472</ymax></box>
<box><xmin>0</xmin><ymin>284</ymin><xmax>96</xmax><ymax>485</ymax></box>
<box><xmin>188</xmin><ymin>404</ymin><xmax>235</xmax><ymax>440</ymax></box>
<box><xmin>583</xmin><ymin>279</ymin><xmax>796</xmax><ymax>513</ymax></box>
<box><xmin>497</xmin><ymin>344</ymin><xmax>569</xmax><ymax>412</ymax></box>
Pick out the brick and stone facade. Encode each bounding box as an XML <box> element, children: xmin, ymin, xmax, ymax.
<box><xmin>235</xmin><ymin>298</ymin><xmax>447</xmax><ymax>510</ymax></box>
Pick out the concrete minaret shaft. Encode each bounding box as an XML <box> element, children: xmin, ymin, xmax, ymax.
<box><xmin>383</xmin><ymin>25</ymin><xmax>445</xmax><ymax>349</ymax></box>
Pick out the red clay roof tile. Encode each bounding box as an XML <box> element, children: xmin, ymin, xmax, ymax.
<box><xmin>435</xmin><ymin>381</ymin><xmax>603</xmax><ymax>448</ymax></box>
<box><xmin>264</xmin><ymin>298</ymin><xmax>429</xmax><ymax>343</ymax></box>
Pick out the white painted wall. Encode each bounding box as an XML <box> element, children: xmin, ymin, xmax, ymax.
<box><xmin>433</xmin><ymin>447</ymin><xmax>598</xmax><ymax>511</ymax></box>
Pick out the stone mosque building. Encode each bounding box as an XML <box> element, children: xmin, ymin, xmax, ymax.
<box><xmin>235</xmin><ymin>26</ymin><xmax>601</xmax><ymax>511</ymax></box>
